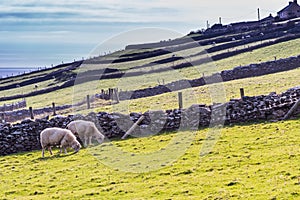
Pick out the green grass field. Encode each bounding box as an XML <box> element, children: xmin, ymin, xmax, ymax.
<box><xmin>1</xmin><ymin>38</ymin><xmax>298</xmax><ymax>111</ymax></box>
<box><xmin>1</xmin><ymin>118</ymin><xmax>299</xmax><ymax>199</ymax></box>
<box><xmin>4</xmin><ymin>61</ymin><xmax>298</xmax><ymax>116</ymax></box>
<box><xmin>1</xmin><ymin>26</ymin><xmax>300</xmax><ymax>200</ymax></box>
<box><xmin>87</xmin><ymin>67</ymin><xmax>300</xmax><ymax>114</ymax></box>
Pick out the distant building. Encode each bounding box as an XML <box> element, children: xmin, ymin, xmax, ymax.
<box><xmin>229</xmin><ymin>21</ymin><xmax>260</xmax><ymax>32</ymax></box>
<box><xmin>260</xmin><ymin>14</ymin><xmax>275</xmax><ymax>25</ymax></box>
<box><xmin>277</xmin><ymin>0</ymin><xmax>300</xmax><ymax>20</ymax></box>
<box><xmin>203</xmin><ymin>1</ymin><xmax>300</xmax><ymax>34</ymax></box>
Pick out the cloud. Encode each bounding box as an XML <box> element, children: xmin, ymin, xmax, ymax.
<box><xmin>0</xmin><ymin>0</ymin><xmax>185</xmax><ymax>24</ymax></box>
<box><xmin>0</xmin><ymin>0</ymin><xmax>288</xmax><ymax>35</ymax></box>
<box><xmin>0</xmin><ymin>12</ymin><xmax>78</xmax><ymax>19</ymax></box>
<box><xmin>0</xmin><ymin>0</ymin><xmax>289</xmax><ymax>68</ymax></box>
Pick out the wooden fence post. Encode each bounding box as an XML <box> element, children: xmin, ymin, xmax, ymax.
<box><xmin>0</xmin><ymin>113</ymin><xmax>5</xmax><ymax>123</ymax></box>
<box><xmin>87</xmin><ymin>95</ymin><xmax>91</xmax><ymax>109</ymax></box>
<box><xmin>178</xmin><ymin>92</ymin><xmax>183</xmax><ymax>109</ymax></box>
<box><xmin>29</xmin><ymin>107</ymin><xmax>34</xmax><ymax>119</ymax></box>
<box><xmin>282</xmin><ymin>99</ymin><xmax>300</xmax><ymax>120</ymax></box>
<box><xmin>52</xmin><ymin>102</ymin><xmax>56</xmax><ymax>116</ymax></box>
<box><xmin>114</xmin><ymin>88</ymin><xmax>119</xmax><ymax>103</ymax></box>
<box><xmin>108</xmin><ymin>89</ymin><xmax>110</xmax><ymax>99</ymax></box>
<box><xmin>122</xmin><ymin>116</ymin><xmax>145</xmax><ymax>139</ymax></box>
<box><xmin>108</xmin><ymin>88</ymin><xmax>113</xmax><ymax>100</ymax></box>
<box><xmin>240</xmin><ymin>88</ymin><xmax>245</xmax><ymax>99</ymax></box>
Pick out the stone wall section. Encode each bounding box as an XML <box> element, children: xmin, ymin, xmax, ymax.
<box><xmin>0</xmin><ymin>87</ymin><xmax>299</xmax><ymax>156</ymax></box>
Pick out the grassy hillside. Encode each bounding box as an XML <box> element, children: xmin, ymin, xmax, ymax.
<box><xmin>18</xmin><ymin>62</ymin><xmax>298</xmax><ymax>115</ymax></box>
<box><xmin>95</xmin><ymin>67</ymin><xmax>300</xmax><ymax>114</ymax></box>
<box><xmin>1</xmin><ymin>118</ymin><xmax>299</xmax><ymax>199</ymax></box>
<box><xmin>1</xmin><ymin>24</ymin><xmax>300</xmax><ymax>200</ymax></box>
<box><xmin>1</xmin><ymin>38</ymin><xmax>299</xmax><ymax>112</ymax></box>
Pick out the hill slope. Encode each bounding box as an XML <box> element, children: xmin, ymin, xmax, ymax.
<box><xmin>0</xmin><ymin>19</ymin><xmax>299</xmax><ymax>121</ymax></box>
<box><xmin>1</xmin><ymin>118</ymin><xmax>299</xmax><ymax>199</ymax></box>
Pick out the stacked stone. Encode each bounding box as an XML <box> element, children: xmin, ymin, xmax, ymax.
<box><xmin>94</xmin><ymin>56</ymin><xmax>300</xmax><ymax>101</ymax></box>
<box><xmin>0</xmin><ymin>87</ymin><xmax>299</xmax><ymax>156</ymax></box>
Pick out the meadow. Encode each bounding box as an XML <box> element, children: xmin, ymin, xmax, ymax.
<box><xmin>1</xmin><ymin>38</ymin><xmax>300</xmax><ymax>112</ymax></box>
<box><xmin>1</xmin><ymin>25</ymin><xmax>300</xmax><ymax>200</ymax></box>
<box><xmin>0</xmin><ymin>118</ymin><xmax>299</xmax><ymax>199</ymax></box>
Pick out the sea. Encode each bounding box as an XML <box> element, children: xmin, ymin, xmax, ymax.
<box><xmin>0</xmin><ymin>68</ymin><xmax>37</xmax><ymax>79</ymax></box>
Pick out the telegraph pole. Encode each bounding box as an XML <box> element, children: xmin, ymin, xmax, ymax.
<box><xmin>206</xmin><ymin>20</ymin><xmax>210</xmax><ymax>29</ymax></box>
<box><xmin>258</xmin><ymin>8</ymin><xmax>261</xmax><ymax>21</ymax></box>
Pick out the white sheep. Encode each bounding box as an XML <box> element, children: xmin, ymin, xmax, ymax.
<box><xmin>67</xmin><ymin>120</ymin><xmax>105</xmax><ymax>147</ymax></box>
<box><xmin>40</xmin><ymin>127</ymin><xmax>81</xmax><ymax>158</ymax></box>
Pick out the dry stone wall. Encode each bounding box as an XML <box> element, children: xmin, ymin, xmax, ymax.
<box><xmin>98</xmin><ymin>55</ymin><xmax>300</xmax><ymax>101</ymax></box>
<box><xmin>0</xmin><ymin>100</ymin><xmax>26</xmax><ymax>112</ymax></box>
<box><xmin>1</xmin><ymin>105</ymin><xmax>72</xmax><ymax>123</ymax></box>
<box><xmin>0</xmin><ymin>86</ymin><xmax>299</xmax><ymax>156</ymax></box>
<box><xmin>0</xmin><ymin>96</ymin><xmax>98</xmax><ymax>123</ymax></box>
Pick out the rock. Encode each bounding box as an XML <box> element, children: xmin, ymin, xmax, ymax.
<box><xmin>21</xmin><ymin>119</ymin><xmax>34</xmax><ymax>124</ymax></box>
<box><xmin>1</xmin><ymin>86</ymin><xmax>300</xmax><ymax>156</ymax></box>
<box><xmin>11</xmin><ymin>131</ymin><xmax>22</xmax><ymax>135</ymax></box>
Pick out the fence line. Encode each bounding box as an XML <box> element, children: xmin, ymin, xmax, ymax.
<box><xmin>0</xmin><ymin>95</ymin><xmax>98</xmax><ymax>123</ymax></box>
<box><xmin>0</xmin><ymin>99</ymin><xmax>26</xmax><ymax>112</ymax></box>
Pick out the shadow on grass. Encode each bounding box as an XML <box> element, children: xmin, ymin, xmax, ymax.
<box><xmin>35</xmin><ymin>151</ymin><xmax>79</xmax><ymax>161</ymax></box>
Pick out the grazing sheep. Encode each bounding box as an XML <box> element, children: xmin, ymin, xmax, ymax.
<box><xmin>40</xmin><ymin>127</ymin><xmax>81</xmax><ymax>158</ymax></box>
<box><xmin>67</xmin><ymin>120</ymin><xmax>105</xmax><ymax>147</ymax></box>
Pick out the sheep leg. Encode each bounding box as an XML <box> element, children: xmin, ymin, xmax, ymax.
<box><xmin>60</xmin><ymin>145</ymin><xmax>67</xmax><ymax>154</ymax></box>
<box><xmin>48</xmin><ymin>147</ymin><xmax>53</xmax><ymax>155</ymax></box>
<box><xmin>84</xmin><ymin>136</ymin><xmax>88</xmax><ymax>147</ymax></box>
<box><xmin>60</xmin><ymin>144</ymin><xmax>68</xmax><ymax>154</ymax></box>
<box><xmin>88</xmin><ymin>136</ymin><xmax>92</xmax><ymax>146</ymax></box>
<box><xmin>64</xmin><ymin>147</ymin><xmax>67</xmax><ymax>154</ymax></box>
<box><xmin>42</xmin><ymin>148</ymin><xmax>45</xmax><ymax>158</ymax></box>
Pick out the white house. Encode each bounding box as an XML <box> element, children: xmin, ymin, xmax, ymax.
<box><xmin>277</xmin><ymin>0</ymin><xmax>300</xmax><ymax>20</ymax></box>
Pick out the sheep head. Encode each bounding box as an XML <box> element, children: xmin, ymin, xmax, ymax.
<box><xmin>72</xmin><ymin>141</ymin><xmax>81</xmax><ymax>153</ymax></box>
<box><xmin>95</xmin><ymin>134</ymin><xmax>105</xmax><ymax>144</ymax></box>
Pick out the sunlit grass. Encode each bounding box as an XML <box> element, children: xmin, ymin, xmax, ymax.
<box><xmin>1</xmin><ymin>118</ymin><xmax>299</xmax><ymax>199</ymax></box>
<box><xmin>92</xmin><ymin>67</ymin><xmax>300</xmax><ymax>114</ymax></box>
<box><xmin>4</xmin><ymin>56</ymin><xmax>299</xmax><ymax>113</ymax></box>
<box><xmin>1</xmin><ymin>38</ymin><xmax>300</xmax><ymax>113</ymax></box>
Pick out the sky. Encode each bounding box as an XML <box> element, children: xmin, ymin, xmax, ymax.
<box><xmin>0</xmin><ymin>0</ymin><xmax>289</xmax><ymax>69</ymax></box>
